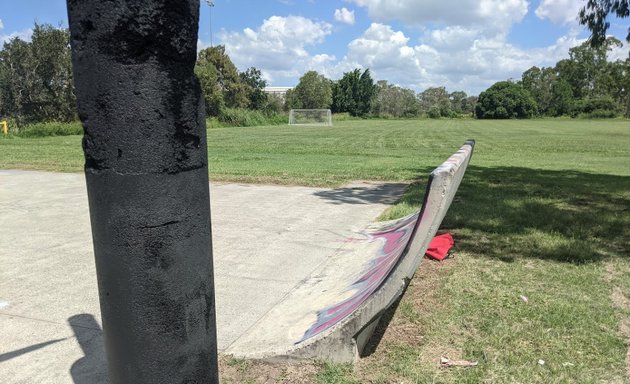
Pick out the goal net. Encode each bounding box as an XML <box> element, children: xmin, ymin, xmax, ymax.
<box><xmin>288</xmin><ymin>109</ymin><xmax>332</xmax><ymax>126</ymax></box>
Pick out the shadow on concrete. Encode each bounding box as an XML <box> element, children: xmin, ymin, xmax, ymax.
<box><xmin>68</xmin><ymin>314</ymin><xmax>108</xmax><ymax>384</ymax></box>
<box><xmin>314</xmin><ymin>183</ymin><xmax>408</xmax><ymax>205</ymax></box>
<box><xmin>0</xmin><ymin>338</ymin><xmax>67</xmax><ymax>363</ymax></box>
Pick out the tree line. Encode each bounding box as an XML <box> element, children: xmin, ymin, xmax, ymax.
<box><xmin>2</xmin><ymin>22</ymin><xmax>628</xmax><ymax>126</ymax></box>
<box><xmin>0</xmin><ymin>24</ymin><xmax>76</xmax><ymax>125</ymax></box>
<box><xmin>0</xmin><ymin>23</ymin><xmax>477</xmax><ymax>127</ymax></box>
<box><xmin>476</xmin><ymin>38</ymin><xmax>630</xmax><ymax>119</ymax></box>
<box><xmin>196</xmin><ymin>45</ymin><xmax>477</xmax><ymax>119</ymax></box>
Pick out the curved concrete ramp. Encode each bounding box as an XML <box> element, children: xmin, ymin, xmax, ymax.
<box><xmin>226</xmin><ymin>140</ymin><xmax>475</xmax><ymax>362</ymax></box>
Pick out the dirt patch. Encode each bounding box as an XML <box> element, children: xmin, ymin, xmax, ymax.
<box><xmin>612</xmin><ymin>287</ymin><xmax>630</xmax><ymax>311</ymax></box>
<box><xmin>217</xmin><ymin>256</ymin><xmax>457</xmax><ymax>383</ymax></box>
<box><xmin>356</xmin><ymin>257</ymin><xmax>458</xmax><ymax>381</ymax></box>
<box><xmin>604</xmin><ymin>262</ymin><xmax>621</xmax><ymax>284</ymax></box>
<box><xmin>219</xmin><ymin>356</ymin><xmax>320</xmax><ymax>383</ymax></box>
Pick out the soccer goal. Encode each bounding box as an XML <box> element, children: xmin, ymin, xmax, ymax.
<box><xmin>288</xmin><ymin>109</ymin><xmax>332</xmax><ymax>126</ymax></box>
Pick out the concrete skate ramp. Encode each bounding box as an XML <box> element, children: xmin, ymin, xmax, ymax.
<box><xmin>227</xmin><ymin>140</ymin><xmax>475</xmax><ymax>362</ymax></box>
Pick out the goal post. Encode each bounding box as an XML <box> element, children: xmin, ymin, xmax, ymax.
<box><xmin>288</xmin><ymin>109</ymin><xmax>332</xmax><ymax>126</ymax></box>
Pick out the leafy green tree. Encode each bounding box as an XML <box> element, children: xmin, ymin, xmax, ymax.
<box><xmin>356</xmin><ymin>69</ymin><xmax>377</xmax><ymax>117</ymax></box>
<box><xmin>557</xmin><ymin>38</ymin><xmax>622</xmax><ymax>99</ymax></box>
<box><xmin>548</xmin><ymin>78</ymin><xmax>574</xmax><ymax>116</ymax></box>
<box><xmin>573</xmin><ymin>95</ymin><xmax>620</xmax><ymax>117</ymax></box>
<box><xmin>197</xmin><ymin>46</ymin><xmax>249</xmax><ymax>110</ymax></box>
<box><xmin>604</xmin><ymin>58</ymin><xmax>630</xmax><ymax>116</ymax></box>
<box><xmin>371</xmin><ymin>80</ymin><xmax>419</xmax><ymax>118</ymax></box>
<box><xmin>419</xmin><ymin>87</ymin><xmax>452</xmax><ymax>117</ymax></box>
<box><xmin>579</xmin><ymin>0</ymin><xmax>629</xmax><ymax>47</ymax></box>
<box><xmin>239</xmin><ymin>67</ymin><xmax>267</xmax><ymax>110</ymax></box>
<box><xmin>449</xmin><ymin>91</ymin><xmax>477</xmax><ymax>116</ymax></box>
<box><xmin>0</xmin><ymin>24</ymin><xmax>76</xmax><ymax>124</ymax></box>
<box><xmin>462</xmin><ymin>95</ymin><xmax>479</xmax><ymax>116</ymax></box>
<box><xmin>262</xmin><ymin>93</ymin><xmax>284</xmax><ymax>114</ymax></box>
<box><xmin>332</xmin><ymin>68</ymin><xmax>376</xmax><ymax>117</ymax></box>
<box><xmin>521</xmin><ymin>66</ymin><xmax>553</xmax><ymax>114</ymax></box>
<box><xmin>287</xmin><ymin>70</ymin><xmax>332</xmax><ymax>109</ymax></box>
<box><xmin>475</xmin><ymin>81</ymin><xmax>537</xmax><ymax>119</ymax></box>
<box><xmin>194</xmin><ymin>60</ymin><xmax>224</xmax><ymax>116</ymax></box>
<box><xmin>30</xmin><ymin>25</ymin><xmax>76</xmax><ymax>122</ymax></box>
<box><xmin>0</xmin><ymin>38</ymin><xmax>33</xmax><ymax>123</ymax></box>
<box><xmin>448</xmin><ymin>91</ymin><xmax>467</xmax><ymax>114</ymax></box>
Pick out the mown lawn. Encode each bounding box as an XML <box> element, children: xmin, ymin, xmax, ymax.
<box><xmin>2</xmin><ymin>119</ymin><xmax>629</xmax><ymax>383</ymax></box>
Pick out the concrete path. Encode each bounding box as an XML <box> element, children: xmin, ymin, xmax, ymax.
<box><xmin>0</xmin><ymin>170</ymin><xmax>405</xmax><ymax>383</ymax></box>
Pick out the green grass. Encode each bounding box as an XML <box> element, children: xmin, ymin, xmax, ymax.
<box><xmin>1</xmin><ymin>118</ymin><xmax>629</xmax><ymax>382</ymax></box>
<box><xmin>4</xmin><ymin>121</ymin><xmax>84</xmax><ymax>138</ymax></box>
<box><xmin>2</xmin><ymin>119</ymin><xmax>629</xmax><ymax>185</ymax></box>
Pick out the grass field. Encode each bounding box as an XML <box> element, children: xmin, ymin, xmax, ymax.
<box><xmin>2</xmin><ymin>119</ymin><xmax>629</xmax><ymax>383</ymax></box>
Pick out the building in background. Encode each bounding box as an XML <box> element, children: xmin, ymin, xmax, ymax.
<box><xmin>263</xmin><ymin>86</ymin><xmax>293</xmax><ymax>101</ymax></box>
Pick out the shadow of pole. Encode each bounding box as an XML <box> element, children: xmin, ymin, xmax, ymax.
<box><xmin>0</xmin><ymin>338</ymin><xmax>67</xmax><ymax>363</ymax></box>
<box><xmin>68</xmin><ymin>314</ymin><xmax>108</xmax><ymax>384</ymax></box>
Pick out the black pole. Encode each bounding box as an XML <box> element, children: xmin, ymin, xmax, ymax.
<box><xmin>66</xmin><ymin>1</ymin><xmax>219</xmax><ymax>383</ymax></box>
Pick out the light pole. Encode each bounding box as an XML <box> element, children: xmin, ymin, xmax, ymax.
<box><xmin>66</xmin><ymin>0</ymin><xmax>219</xmax><ymax>382</ymax></box>
<box><xmin>206</xmin><ymin>0</ymin><xmax>215</xmax><ymax>47</ymax></box>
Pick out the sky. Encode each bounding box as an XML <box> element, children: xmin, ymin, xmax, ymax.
<box><xmin>1</xmin><ymin>0</ymin><xmax>629</xmax><ymax>95</ymax></box>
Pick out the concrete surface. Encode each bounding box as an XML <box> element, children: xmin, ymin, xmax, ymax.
<box><xmin>0</xmin><ymin>170</ymin><xmax>405</xmax><ymax>383</ymax></box>
<box><xmin>227</xmin><ymin>140</ymin><xmax>475</xmax><ymax>362</ymax></box>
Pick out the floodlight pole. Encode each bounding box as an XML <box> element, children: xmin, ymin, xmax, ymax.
<box><xmin>206</xmin><ymin>0</ymin><xmax>215</xmax><ymax>47</ymax></box>
<box><xmin>66</xmin><ymin>1</ymin><xmax>219</xmax><ymax>383</ymax></box>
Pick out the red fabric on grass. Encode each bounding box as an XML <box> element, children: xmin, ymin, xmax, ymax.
<box><xmin>425</xmin><ymin>233</ymin><xmax>454</xmax><ymax>261</ymax></box>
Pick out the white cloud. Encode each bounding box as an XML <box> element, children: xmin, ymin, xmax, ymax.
<box><xmin>334</xmin><ymin>8</ymin><xmax>356</xmax><ymax>25</ymax></box>
<box><xmin>209</xmin><ymin>5</ymin><xmax>630</xmax><ymax>94</ymax></box>
<box><xmin>428</xmin><ymin>26</ymin><xmax>480</xmax><ymax>50</ymax></box>
<box><xmin>535</xmin><ymin>0</ymin><xmax>582</xmax><ymax>25</ymax></box>
<box><xmin>1</xmin><ymin>28</ymin><xmax>34</xmax><ymax>45</ymax></box>
<box><xmin>349</xmin><ymin>0</ymin><xmax>528</xmax><ymax>32</ymax></box>
<box><xmin>333</xmin><ymin>22</ymin><xmax>607</xmax><ymax>95</ymax></box>
<box><xmin>220</xmin><ymin>15</ymin><xmax>334</xmax><ymax>84</ymax></box>
<box><xmin>0</xmin><ymin>18</ymin><xmax>33</xmax><ymax>45</ymax></box>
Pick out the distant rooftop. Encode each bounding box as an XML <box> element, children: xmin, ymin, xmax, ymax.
<box><xmin>264</xmin><ymin>86</ymin><xmax>293</xmax><ymax>94</ymax></box>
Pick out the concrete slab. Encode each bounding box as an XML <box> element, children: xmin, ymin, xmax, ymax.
<box><xmin>0</xmin><ymin>170</ymin><xmax>405</xmax><ymax>383</ymax></box>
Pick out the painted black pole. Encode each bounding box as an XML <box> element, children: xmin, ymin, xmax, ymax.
<box><xmin>66</xmin><ymin>1</ymin><xmax>219</xmax><ymax>383</ymax></box>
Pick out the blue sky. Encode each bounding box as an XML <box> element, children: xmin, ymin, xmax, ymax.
<box><xmin>1</xmin><ymin>0</ymin><xmax>629</xmax><ymax>95</ymax></box>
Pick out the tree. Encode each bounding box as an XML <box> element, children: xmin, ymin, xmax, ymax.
<box><xmin>579</xmin><ymin>0</ymin><xmax>629</xmax><ymax>47</ymax></box>
<box><xmin>197</xmin><ymin>46</ymin><xmax>249</xmax><ymax>110</ymax></box>
<box><xmin>448</xmin><ymin>91</ymin><xmax>477</xmax><ymax>116</ymax></box>
<box><xmin>475</xmin><ymin>81</ymin><xmax>537</xmax><ymax>119</ymax></box>
<box><xmin>555</xmin><ymin>38</ymin><xmax>623</xmax><ymax>102</ymax></box>
<box><xmin>548</xmin><ymin>78</ymin><xmax>574</xmax><ymax>116</ymax></box>
<box><xmin>194</xmin><ymin>60</ymin><xmax>224</xmax><ymax>116</ymax></box>
<box><xmin>239</xmin><ymin>67</ymin><xmax>267</xmax><ymax>110</ymax></box>
<box><xmin>287</xmin><ymin>70</ymin><xmax>332</xmax><ymax>109</ymax></box>
<box><xmin>0</xmin><ymin>24</ymin><xmax>76</xmax><ymax>124</ymax></box>
<box><xmin>419</xmin><ymin>87</ymin><xmax>452</xmax><ymax>117</ymax></box>
<box><xmin>521</xmin><ymin>66</ymin><xmax>555</xmax><ymax>114</ymax></box>
<box><xmin>371</xmin><ymin>80</ymin><xmax>420</xmax><ymax>118</ymax></box>
<box><xmin>603</xmin><ymin>58</ymin><xmax>630</xmax><ymax>116</ymax></box>
<box><xmin>332</xmin><ymin>68</ymin><xmax>376</xmax><ymax>117</ymax></box>
<box><xmin>462</xmin><ymin>95</ymin><xmax>479</xmax><ymax>116</ymax></box>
